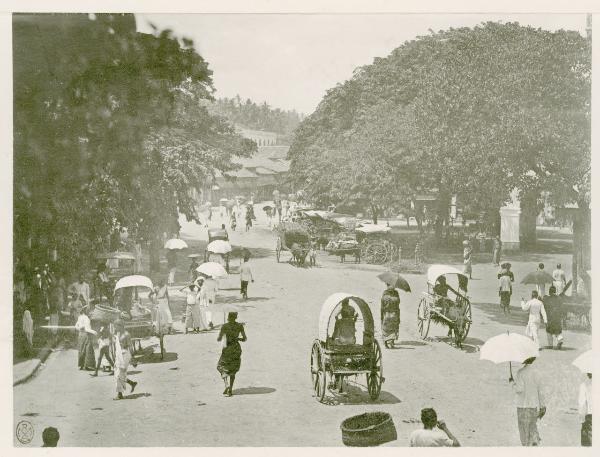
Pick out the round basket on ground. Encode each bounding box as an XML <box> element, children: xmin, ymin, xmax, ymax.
<box><xmin>340</xmin><ymin>412</ymin><xmax>397</xmax><ymax>447</ymax></box>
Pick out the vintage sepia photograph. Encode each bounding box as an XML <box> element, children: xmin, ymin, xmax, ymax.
<box><xmin>10</xmin><ymin>7</ymin><xmax>592</xmax><ymax>448</ymax></box>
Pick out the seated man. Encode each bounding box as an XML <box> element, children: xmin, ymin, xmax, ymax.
<box><xmin>433</xmin><ymin>276</ymin><xmax>457</xmax><ymax>310</ymax></box>
<box><xmin>332</xmin><ymin>299</ymin><xmax>358</xmax><ymax>345</ymax></box>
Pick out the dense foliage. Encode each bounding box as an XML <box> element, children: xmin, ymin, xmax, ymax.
<box><xmin>13</xmin><ymin>13</ymin><xmax>254</xmax><ymax>274</ymax></box>
<box><xmin>210</xmin><ymin>96</ymin><xmax>303</xmax><ymax>143</ymax></box>
<box><xmin>288</xmin><ymin>23</ymin><xmax>590</xmax><ymax>232</ymax></box>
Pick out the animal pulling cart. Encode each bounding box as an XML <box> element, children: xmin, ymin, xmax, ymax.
<box><xmin>417</xmin><ymin>265</ymin><xmax>472</xmax><ymax>348</ymax></box>
<box><xmin>275</xmin><ymin>223</ymin><xmax>311</xmax><ymax>265</ymax></box>
<box><xmin>310</xmin><ymin>293</ymin><xmax>384</xmax><ymax>403</ymax></box>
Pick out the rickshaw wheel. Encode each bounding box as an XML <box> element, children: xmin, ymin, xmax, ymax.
<box><xmin>417</xmin><ymin>298</ymin><xmax>431</xmax><ymax>339</ymax></box>
<box><xmin>367</xmin><ymin>340</ymin><xmax>383</xmax><ymax>400</ymax></box>
<box><xmin>311</xmin><ymin>341</ymin><xmax>327</xmax><ymax>402</ymax></box>
<box><xmin>462</xmin><ymin>299</ymin><xmax>472</xmax><ymax>339</ymax></box>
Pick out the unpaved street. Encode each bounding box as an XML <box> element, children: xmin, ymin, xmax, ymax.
<box><xmin>14</xmin><ymin>211</ymin><xmax>590</xmax><ymax>447</ymax></box>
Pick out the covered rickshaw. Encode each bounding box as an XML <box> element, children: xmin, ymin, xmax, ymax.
<box><xmin>310</xmin><ymin>293</ymin><xmax>384</xmax><ymax>403</ymax></box>
<box><xmin>417</xmin><ymin>265</ymin><xmax>472</xmax><ymax>348</ymax></box>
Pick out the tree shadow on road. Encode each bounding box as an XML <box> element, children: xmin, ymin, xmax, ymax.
<box><xmin>122</xmin><ymin>393</ymin><xmax>152</xmax><ymax>400</ymax></box>
<box><xmin>139</xmin><ymin>351</ymin><xmax>178</xmax><ymax>364</ymax></box>
<box><xmin>322</xmin><ymin>383</ymin><xmax>401</xmax><ymax>406</ymax></box>
<box><xmin>472</xmin><ymin>301</ymin><xmax>528</xmax><ymax>327</ymax></box>
<box><xmin>431</xmin><ymin>336</ymin><xmax>483</xmax><ymax>353</ymax></box>
<box><xmin>232</xmin><ymin>386</ymin><xmax>276</xmax><ymax>395</ymax></box>
<box><xmin>220</xmin><ymin>296</ymin><xmax>271</xmax><ymax>304</ymax></box>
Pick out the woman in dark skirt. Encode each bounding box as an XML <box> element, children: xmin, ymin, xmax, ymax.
<box><xmin>217</xmin><ymin>312</ymin><xmax>247</xmax><ymax>397</ymax></box>
<box><xmin>381</xmin><ymin>285</ymin><xmax>401</xmax><ymax>349</ymax></box>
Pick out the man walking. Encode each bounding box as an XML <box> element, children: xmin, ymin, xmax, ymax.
<box><xmin>510</xmin><ymin>357</ymin><xmax>546</xmax><ymax>446</ymax></box>
<box><xmin>552</xmin><ymin>263</ymin><xmax>567</xmax><ymax>295</ymax></box>
<box><xmin>409</xmin><ymin>408</ymin><xmax>460</xmax><ymax>447</ymax></box>
<box><xmin>521</xmin><ymin>291</ymin><xmax>547</xmax><ymax>347</ymax></box>
<box><xmin>69</xmin><ymin>274</ymin><xmax>90</xmax><ymax>307</ymax></box>
<box><xmin>240</xmin><ymin>256</ymin><xmax>254</xmax><ymax>300</ymax></box>
<box><xmin>542</xmin><ymin>286</ymin><xmax>564</xmax><ymax>349</ymax></box>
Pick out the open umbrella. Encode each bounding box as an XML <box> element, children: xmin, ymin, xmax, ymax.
<box><xmin>164</xmin><ymin>238</ymin><xmax>188</xmax><ymax>250</ymax></box>
<box><xmin>196</xmin><ymin>262</ymin><xmax>227</xmax><ymax>278</ymax></box>
<box><xmin>377</xmin><ymin>272</ymin><xmax>411</xmax><ymax>292</ymax></box>
<box><xmin>187</xmin><ymin>253</ymin><xmax>203</xmax><ymax>259</ymax></box>
<box><xmin>480</xmin><ymin>331</ymin><xmax>539</xmax><ymax>377</ymax></box>
<box><xmin>521</xmin><ymin>270</ymin><xmax>553</xmax><ymax>285</ymax></box>
<box><xmin>572</xmin><ymin>350</ymin><xmax>593</xmax><ymax>373</ymax></box>
<box><xmin>263</xmin><ymin>205</ymin><xmax>273</xmax><ymax>211</ymax></box>
<box><xmin>207</xmin><ymin>240</ymin><xmax>232</xmax><ymax>254</ymax></box>
<box><xmin>114</xmin><ymin>275</ymin><xmax>154</xmax><ymax>291</ymax></box>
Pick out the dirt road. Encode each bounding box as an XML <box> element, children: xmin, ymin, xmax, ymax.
<box><xmin>13</xmin><ymin>210</ymin><xmax>590</xmax><ymax>446</ymax></box>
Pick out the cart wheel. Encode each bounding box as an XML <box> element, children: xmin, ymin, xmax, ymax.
<box><xmin>462</xmin><ymin>299</ymin><xmax>472</xmax><ymax>339</ymax></box>
<box><xmin>311</xmin><ymin>341</ymin><xmax>327</xmax><ymax>402</ymax></box>
<box><xmin>367</xmin><ymin>340</ymin><xmax>383</xmax><ymax>400</ymax></box>
<box><xmin>417</xmin><ymin>298</ymin><xmax>431</xmax><ymax>339</ymax></box>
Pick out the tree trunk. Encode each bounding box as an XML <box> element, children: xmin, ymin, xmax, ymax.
<box><xmin>149</xmin><ymin>236</ymin><xmax>161</xmax><ymax>273</ymax></box>
<box><xmin>520</xmin><ymin>190</ymin><xmax>539</xmax><ymax>248</ymax></box>
<box><xmin>572</xmin><ymin>204</ymin><xmax>591</xmax><ymax>299</ymax></box>
<box><xmin>371</xmin><ymin>204</ymin><xmax>378</xmax><ymax>225</ymax></box>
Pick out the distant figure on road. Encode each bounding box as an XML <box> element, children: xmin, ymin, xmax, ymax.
<box><xmin>188</xmin><ymin>257</ymin><xmax>199</xmax><ymax>283</ymax></box>
<box><xmin>579</xmin><ymin>372</ymin><xmax>592</xmax><ymax>446</ymax></box>
<box><xmin>492</xmin><ymin>236</ymin><xmax>502</xmax><ymax>265</ymax></box>
<box><xmin>245</xmin><ymin>206</ymin><xmax>253</xmax><ymax>231</ymax></box>
<box><xmin>521</xmin><ymin>291</ymin><xmax>547</xmax><ymax>347</ymax></box>
<box><xmin>552</xmin><ymin>264</ymin><xmax>567</xmax><ymax>295</ymax></box>
<box><xmin>240</xmin><ymin>257</ymin><xmax>254</xmax><ymax>300</ymax></box>
<box><xmin>381</xmin><ymin>285</ymin><xmax>400</xmax><ymax>349</ymax></box>
<box><xmin>182</xmin><ymin>284</ymin><xmax>205</xmax><ymax>334</ymax></box>
<box><xmin>231</xmin><ymin>211</ymin><xmax>237</xmax><ymax>231</ymax></box>
<box><xmin>42</xmin><ymin>427</ymin><xmax>60</xmax><ymax>447</ymax></box>
<box><xmin>543</xmin><ymin>286</ymin><xmax>564</xmax><ymax>349</ymax></box>
<box><xmin>462</xmin><ymin>240</ymin><xmax>472</xmax><ymax>279</ymax></box>
<box><xmin>217</xmin><ymin>312</ymin><xmax>247</xmax><ymax>397</ymax></box>
<box><xmin>510</xmin><ymin>357</ymin><xmax>546</xmax><ymax>446</ymax></box>
<box><xmin>409</xmin><ymin>408</ymin><xmax>460</xmax><ymax>447</ymax></box>
<box><xmin>499</xmin><ymin>271</ymin><xmax>513</xmax><ymax>315</ymax></box>
<box><xmin>166</xmin><ymin>249</ymin><xmax>178</xmax><ymax>286</ymax></box>
<box><xmin>536</xmin><ymin>263</ymin><xmax>547</xmax><ymax>297</ymax></box>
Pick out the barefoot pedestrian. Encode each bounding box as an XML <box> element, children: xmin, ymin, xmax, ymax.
<box><xmin>240</xmin><ymin>256</ymin><xmax>254</xmax><ymax>300</ymax></box>
<box><xmin>75</xmin><ymin>307</ymin><xmax>96</xmax><ymax>370</ymax></box>
<box><xmin>509</xmin><ymin>357</ymin><xmax>546</xmax><ymax>446</ymax></box>
<box><xmin>113</xmin><ymin>320</ymin><xmax>137</xmax><ymax>400</ymax></box>
<box><xmin>521</xmin><ymin>291</ymin><xmax>547</xmax><ymax>348</ymax></box>
<box><xmin>381</xmin><ymin>285</ymin><xmax>400</xmax><ymax>349</ymax></box>
<box><xmin>91</xmin><ymin>324</ymin><xmax>114</xmax><ymax>376</ymax></box>
<box><xmin>217</xmin><ymin>312</ymin><xmax>247</xmax><ymax>397</ymax></box>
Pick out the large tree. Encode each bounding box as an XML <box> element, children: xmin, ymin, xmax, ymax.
<box><xmin>13</xmin><ymin>13</ymin><xmax>253</xmax><ymax>274</ymax></box>
<box><xmin>288</xmin><ymin>22</ymin><xmax>590</xmax><ymax>241</ymax></box>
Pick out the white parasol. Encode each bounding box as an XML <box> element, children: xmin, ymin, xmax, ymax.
<box><xmin>114</xmin><ymin>275</ymin><xmax>154</xmax><ymax>291</ymax></box>
<box><xmin>164</xmin><ymin>238</ymin><xmax>188</xmax><ymax>250</ymax></box>
<box><xmin>572</xmin><ymin>350</ymin><xmax>593</xmax><ymax>373</ymax></box>
<box><xmin>196</xmin><ymin>262</ymin><xmax>228</xmax><ymax>278</ymax></box>
<box><xmin>480</xmin><ymin>331</ymin><xmax>539</xmax><ymax>377</ymax></box>
<box><xmin>207</xmin><ymin>240</ymin><xmax>232</xmax><ymax>254</ymax></box>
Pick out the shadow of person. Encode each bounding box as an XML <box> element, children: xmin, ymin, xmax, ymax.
<box><xmin>326</xmin><ymin>382</ymin><xmax>401</xmax><ymax>406</ymax></box>
<box><xmin>122</xmin><ymin>393</ymin><xmax>151</xmax><ymax>400</ymax></box>
<box><xmin>231</xmin><ymin>387</ymin><xmax>276</xmax><ymax>395</ymax></box>
<box><xmin>139</xmin><ymin>352</ymin><xmax>178</xmax><ymax>364</ymax></box>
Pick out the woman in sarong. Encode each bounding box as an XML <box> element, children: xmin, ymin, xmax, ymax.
<box><xmin>74</xmin><ymin>307</ymin><xmax>96</xmax><ymax>370</ymax></box>
<box><xmin>183</xmin><ymin>284</ymin><xmax>206</xmax><ymax>334</ymax></box>
<box><xmin>381</xmin><ymin>285</ymin><xmax>400</xmax><ymax>349</ymax></box>
<box><xmin>151</xmin><ymin>281</ymin><xmax>173</xmax><ymax>334</ymax></box>
<box><xmin>217</xmin><ymin>312</ymin><xmax>247</xmax><ymax>397</ymax></box>
<box><xmin>463</xmin><ymin>240</ymin><xmax>473</xmax><ymax>279</ymax></box>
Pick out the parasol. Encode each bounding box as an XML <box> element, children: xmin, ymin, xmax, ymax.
<box><xmin>196</xmin><ymin>262</ymin><xmax>228</xmax><ymax>278</ymax></box>
<box><xmin>164</xmin><ymin>238</ymin><xmax>188</xmax><ymax>250</ymax></box>
<box><xmin>207</xmin><ymin>240</ymin><xmax>232</xmax><ymax>254</ymax></box>
<box><xmin>263</xmin><ymin>205</ymin><xmax>273</xmax><ymax>211</ymax></box>
<box><xmin>187</xmin><ymin>253</ymin><xmax>203</xmax><ymax>259</ymax></box>
<box><xmin>480</xmin><ymin>331</ymin><xmax>539</xmax><ymax>377</ymax></box>
<box><xmin>521</xmin><ymin>270</ymin><xmax>554</xmax><ymax>285</ymax></box>
<box><xmin>114</xmin><ymin>275</ymin><xmax>154</xmax><ymax>291</ymax></box>
<box><xmin>572</xmin><ymin>350</ymin><xmax>593</xmax><ymax>373</ymax></box>
<box><xmin>377</xmin><ymin>272</ymin><xmax>411</xmax><ymax>292</ymax></box>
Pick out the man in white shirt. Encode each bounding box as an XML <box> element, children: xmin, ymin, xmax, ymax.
<box><xmin>552</xmin><ymin>263</ymin><xmax>567</xmax><ymax>295</ymax></box>
<box><xmin>75</xmin><ymin>308</ymin><xmax>96</xmax><ymax>370</ymax></box>
<box><xmin>510</xmin><ymin>357</ymin><xmax>546</xmax><ymax>446</ymax></box>
<box><xmin>240</xmin><ymin>257</ymin><xmax>254</xmax><ymax>300</ymax></box>
<box><xmin>409</xmin><ymin>408</ymin><xmax>460</xmax><ymax>447</ymax></box>
<box><xmin>521</xmin><ymin>291</ymin><xmax>547</xmax><ymax>347</ymax></box>
<box><xmin>69</xmin><ymin>275</ymin><xmax>90</xmax><ymax>306</ymax></box>
<box><xmin>579</xmin><ymin>373</ymin><xmax>592</xmax><ymax>446</ymax></box>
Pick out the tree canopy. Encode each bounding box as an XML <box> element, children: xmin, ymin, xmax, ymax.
<box><xmin>288</xmin><ymin>22</ymin><xmax>590</xmax><ymax>230</ymax></box>
<box><xmin>13</xmin><ymin>13</ymin><xmax>254</xmax><ymax>272</ymax></box>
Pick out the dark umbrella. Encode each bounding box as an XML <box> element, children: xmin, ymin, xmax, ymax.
<box><xmin>521</xmin><ymin>270</ymin><xmax>553</xmax><ymax>285</ymax></box>
<box><xmin>377</xmin><ymin>272</ymin><xmax>411</xmax><ymax>292</ymax></box>
<box><xmin>263</xmin><ymin>205</ymin><xmax>273</xmax><ymax>211</ymax></box>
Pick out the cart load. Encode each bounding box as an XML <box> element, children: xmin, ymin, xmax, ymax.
<box><xmin>417</xmin><ymin>265</ymin><xmax>472</xmax><ymax>348</ymax></box>
<box><xmin>310</xmin><ymin>293</ymin><xmax>384</xmax><ymax>403</ymax></box>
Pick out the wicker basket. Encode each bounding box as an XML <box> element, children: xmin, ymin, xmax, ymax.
<box><xmin>341</xmin><ymin>412</ymin><xmax>397</xmax><ymax>447</ymax></box>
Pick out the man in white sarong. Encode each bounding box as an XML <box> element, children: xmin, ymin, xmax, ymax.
<box><xmin>113</xmin><ymin>320</ymin><xmax>137</xmax><ymax>400</ymax></box>
<box><xmin>521</xmin><ymin>291</ymin><xmax>547</xmax><ymax>347</ymax></box>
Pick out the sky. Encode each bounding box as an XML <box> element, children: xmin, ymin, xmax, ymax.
<box><xmin>136</xmin><ymin>13</ymin><xmax>588</xmax><ymax>115</ymax></box>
